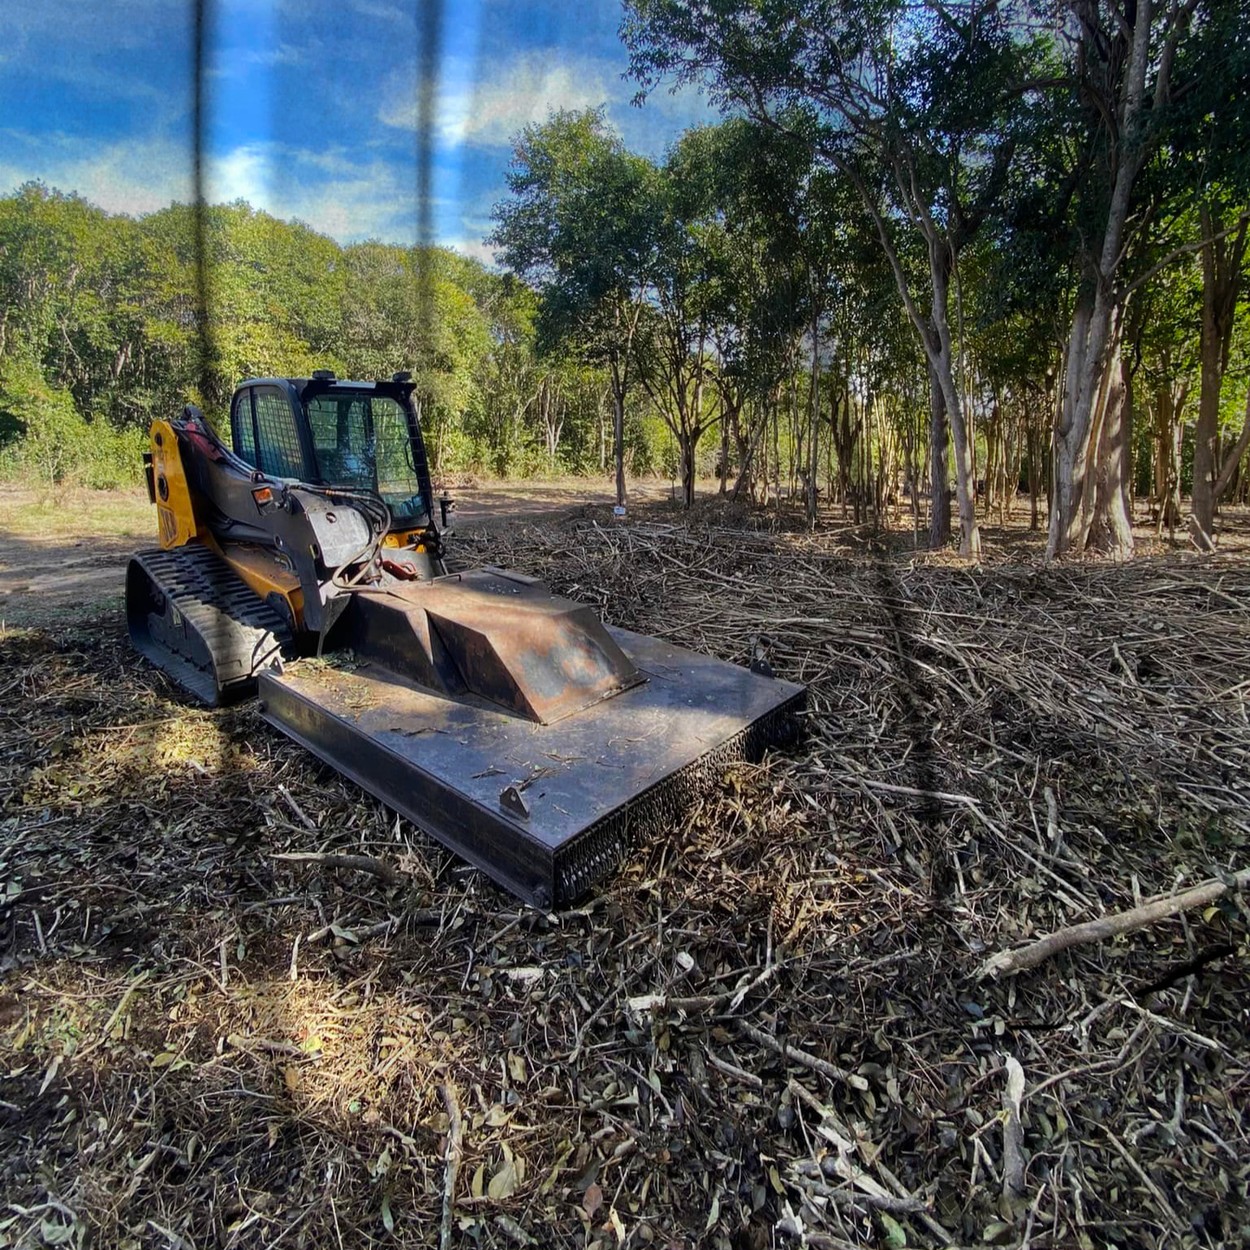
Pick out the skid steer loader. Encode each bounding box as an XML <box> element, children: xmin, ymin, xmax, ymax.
<box><xmin>126</xmin><ymin>372</ymin><xmax>805</xmax><ymax>906</ymax></box>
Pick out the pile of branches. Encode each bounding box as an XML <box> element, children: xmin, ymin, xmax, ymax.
<box><xmin>1</xmin><ymin>511</ymin><xmax>1247</xmax><ymax>1250</ymax></box>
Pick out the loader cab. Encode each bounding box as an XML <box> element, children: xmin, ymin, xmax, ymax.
<box><xmin>230</xmin><ymin>374</ymin><xmax>436</xmax><ymax>527</ymax></box>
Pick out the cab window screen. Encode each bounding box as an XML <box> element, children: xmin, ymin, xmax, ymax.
<box><xmin>306</xmin><ymin>395</ymin><xmax>370</xmax><ymax>484</ymax></box>
<box><xmin>374</xmin><ymin>402</ymin><xmax>417</xmax><ymax>498</ymax></box>
<box><xmin>253</xmin><ymin>389</ymin><xmax>307</xmax><ymax>479</ymax></box>
<box><xmin>232</xmin><ymin>393</ymin><xmax>256</xmax><ymax>462</ymax></box>
<box><xmin>304</xmin><ymin>392</ymin><xmax>427</xmax><ymax>522</ymax></box>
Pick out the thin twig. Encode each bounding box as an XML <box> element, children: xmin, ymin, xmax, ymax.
<box><xmin>439</xmin><ymin>1083</ymin><xmax>463</xmax><ymax>1250</ymax></box>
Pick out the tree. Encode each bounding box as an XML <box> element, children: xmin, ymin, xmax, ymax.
<box><xmin>491</xmin><ymin>110</ymin><xmax>666</xmax><ymax>507</ymax></box>
<box><xmin>668</xmin><ymin>120</ymin><xmax>813</xmax><ymax>506</ymax></box>
<box><xmin>1167</xmin><ymin>0</ymin><xmax>1250</xmax><ymax>548</ymax></box>
<box><xmin>629</xmin><ymin>133</ymin><xmax>732</xmax><ymax>507</ymax></box>
<box><xmin>1041</xmin><ymin>0</ymin><xmax>1232</xmax><ymax>558</ymax></box>
<box><xmin>623</xmin><ymin>1</ymin><xmax>1046</xmax><ymax>555</ymax></box>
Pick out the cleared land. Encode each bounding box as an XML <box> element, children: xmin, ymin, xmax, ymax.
<box><xmin>1</xmin><ymin>489</ymin><xmax>1247</xmax><ymax>1250</ymax></box>
<box><xmin>0</xmin><ymin>479</ymin><xmax>683</xmax><ymax>629</ymax></box>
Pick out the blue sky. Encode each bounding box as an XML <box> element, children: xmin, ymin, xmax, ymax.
<box><xmin>0</xmin><ymin>0</ymin><xmax>715</xmax><ymax>263</ymax></box>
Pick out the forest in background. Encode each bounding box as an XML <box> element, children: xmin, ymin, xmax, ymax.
<box><xmin>0</xmin><ymin>187</ymin><xmax>654</xmax><ymax>490</ymax></box>
<box><xmin>1</xmin><ymin>0</ymin><xmax>1249</xmax><ymax>560</ymax></box>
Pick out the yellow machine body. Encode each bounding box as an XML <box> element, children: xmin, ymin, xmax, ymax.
<box><xmin>218</xmin><ymin>541</ymin><xmax>307</xmax><ymax>631</ymax></box>
<box><xmin>145</xmin><ymin>419</ymin><xmax>308</xmax><ymax>631</ymax></box>
<box><xmin>148</xmin><ymin>419</ymin><xmax>200</xmax><ymax>549</ymax></box>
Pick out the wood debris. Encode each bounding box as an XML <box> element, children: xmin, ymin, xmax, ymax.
<box><xmin>1</xmin><ymin>503</ymin><xmax>1247</xmax><ymax>1248</ymax></box>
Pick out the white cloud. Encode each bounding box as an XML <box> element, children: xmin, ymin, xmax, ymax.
<box><xmin>206</xmin><ymin>142</ymin><xmax>421</xmax><ymax>242</ymax></box>
<box><xmin>442</xmin><ymin>235</ymin><xmax>501</xmax><ymax>267</ymax></box>
<box><xmin>0</xmin><ymin>134</ymin><xmax>193</xmax><ymax>215</ymax></box>
<box><xmin>0</xmin><ymin>129</ymin><xmax>496</xmax><ymax>250</ymax></box>
<box><xmin>346</xmin><ymin>0</ymin><xmax>410</xmax><ymax>23</ymax></box>
<box><xmin>379</xmin><ymin>51</ymin><xmax>614</xmax><ymax>149</ymax></box>
<box><xmin>1</xmin><ymin>0</ymin><xmax>187</xmax><ymax>52</ymax></box>
<box><xmin>206</xmin><ymin>143</ymin><xmax>498</xmax><ymax>258</ymax></box>
<box><xmin>376</xmin><ymin>47</ymin><xmax>722</xmax><ymax>162</ymax></box>
<box><xmin>207</xmin><ymin>41</ymin><xmax>309</xmax><ymax>76</ymax></box>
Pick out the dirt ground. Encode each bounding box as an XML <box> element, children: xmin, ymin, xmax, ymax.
<box><xmin>0</xmin><ymin>478</ymin><xmax>687</xmax><ymax>628</ymax></box>
<box><xmin>1</xmin><ymin>487</ymin><xmax>1248</xmax><ymax>1250</ymax></box>
<box><xmin>1</xmin><ymin>482</ymin><xmax>1242</xmax><ymax>628</ymax></box>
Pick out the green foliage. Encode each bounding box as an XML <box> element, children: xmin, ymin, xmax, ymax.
<box><xmin>491</xmin><ymin>108</ymin><xmax>667</xmax><ymax>362</ymax></box>
<box><xmin>0</xmin><ymin>354</ymin><xmax>144</xmax><ymax>487</ymax></box>
<box><xmin>0</xmin><ymin>184</ymin><xmax>648</xmax><ymax>485</ymax></box>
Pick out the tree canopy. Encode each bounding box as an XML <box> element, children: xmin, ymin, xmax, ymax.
<box><xmin>3</xmin><ymin>0</ymin><xmax>1249</xmax><ymax>554</ymax></box>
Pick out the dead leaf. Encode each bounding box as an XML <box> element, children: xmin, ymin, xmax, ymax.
<box><xmin>488</xmin><ymin>1158</ymin><xmax>518</xmax><ymax>1201</ymax></box>
<box><xmin>38</xmin><ymin>1053</ymin><xmax>62</xmax><ymax>1095</ymax></box>
<box><xmin>539</xmin><ymin>1142</ymin><xmax>572</xmax><ymax>1195</ymax></box>
<box><xmin>704</xmin><ymin>1193</ymin><xmax>720</xmax><ymax>1232</ymax></box>
<box><xmin>608</xmin><ymin>1206</ymin><xmax>626</xmax><ymax>1242</ymax></box>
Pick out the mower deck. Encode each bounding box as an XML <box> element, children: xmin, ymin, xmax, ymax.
<box><xmin>258</xmin><ymin>628</ymin><xmax>804</xmax><ymax>906</ymax></box>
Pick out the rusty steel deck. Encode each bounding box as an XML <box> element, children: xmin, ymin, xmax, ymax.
<box><xmin>258</xmin><ymin>627</ymin><xmax>804</xmax><ymax>907</ymax></box>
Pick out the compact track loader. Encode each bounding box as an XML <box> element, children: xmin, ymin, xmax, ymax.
<box><xmin>126</xmin><ymin>373</ymin><xmax>805</xmax><ymax>906</ymax></box>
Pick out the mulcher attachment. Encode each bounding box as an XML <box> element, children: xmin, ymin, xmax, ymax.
<box><xmin>127</xmin><ymin>547</ymin><xmax>805</xmax><ymax>906</ymax></box>
<box><xmin>258</xmin><ymin>577</ymin><xmax>805</xmax><ymax>910</ymax></box>
<box><xmin>126</xmin><ymin>544</ymin><xmax>291</xmax><ymax>705</ymax></box>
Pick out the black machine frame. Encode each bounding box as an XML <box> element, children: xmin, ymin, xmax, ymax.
<box><xmin>229</xmin><ymin>375</ymin><xmax>438</xmax><ymax>526</ymax></box>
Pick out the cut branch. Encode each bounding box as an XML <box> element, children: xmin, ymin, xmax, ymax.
<box><xmin>271</xmin><ymin>851</ymin><xmax>402</xmax><ymax>887</ymax></box>
<box><xmin>439</xmin><ymin>1083</ymin><xmax>463</xmax><ymax>1250</ymax></box>
<box><xmin>978</xmin><ymin>868</ymin><xmax>1250</xmax><ymax>979</ymax></box>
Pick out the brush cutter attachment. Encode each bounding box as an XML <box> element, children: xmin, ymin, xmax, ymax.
<box><xmin>259</xmin><ymin>570</ymin><xmax>804</xmax><ymax>906</ymax></box>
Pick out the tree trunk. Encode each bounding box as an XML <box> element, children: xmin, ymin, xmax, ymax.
<box><xmin>685</xmin><ymin>372</ymin><xmax>707</xmax><ymax>509</ymax></box>
<box><xmin>1050</xmin><ymin>294</ymin><xmax>1132</xmax><ymax>558</ymax></box>
<box><xmin>929</xmin><ymin>365</ymin><xmax>951</xmax><ymax>548</ymax></box>
<box><xmin>837</xmin><ymin>153</ymin><xmax>980</xmax><ymax>553</ymax></box>
<box><xmin>679</xmin><ymin>433</ymin><xmax>696</xmax><ymax>507</ymax></box>
<box><xmin>1153</xmin><ymin>378</ymin><xmax>1186</xmax><ymax>536</ymax></box>
<box><xmin>773</xmin><ymin>386</ymin><xmax>781</xmax><ymax>510</ymax></box>
<box><xmin>719</xmin><ymin>395</ymin><xmax>730</xmax><ymax>496</ymax></box>
<box><xmin>1191</xmin><ymin>270</ymin><xmax>1223</xmax><ymax>549</ymax></box>
<box><xmin>597</xmin><ymin>387</ymin><xmax>607</xmax><ymax>473</ymax></box>
<box><xmin>610</xmin><ymin>358</ymin><xmax>627</xmax><ymax>509</ymax></box>
<box><xmin>788</xmin><ymin>369</ymin><xmax>799</xmax><ymax>504</ymax></box>
<box><xmin>1214</xmin><ymin>389</ymin><xmax>1250</xmax><ymax>505</ymax></box>
<box><xmin>806</xmin><ymin>300</ymin><xmax>820</xmax><ymax>528</ymax></box>
<box><xmin>924</xmin><ymin>245</ymin><xmax>978</xmax><ymax>555</ymax></box>
<box><xmin>1047</xmin><ymin>0</ymin><xmax>1159</xmax><ymax>560</ymax></box>
<box><xmin>1085</xmin><ymin>334</ymin><xmax>1135</xmax><ymax>556</ymax></box>
<box><xmin>941</xmin><ymin>362</ymin><xmax>979</xmax><ymax>556</ymax></box>
<box><xmin>1190</xmin><ymin>208</ymin><xmax>1248</xmax><ymax>550</ymax></box>
<box><xmin>1027</xmin><ymin>402</ymin><xmax>1040</xmax><ymax>532</ymax></box>
<box><xmin>903</xmin><ymin>391</ymin><xmax>921</xmax><ymax>542</ymax></box>
<box><xmin>732</xmin><ymin>397</ymin><xmax>767</xmax><ymax>503</ymax></box>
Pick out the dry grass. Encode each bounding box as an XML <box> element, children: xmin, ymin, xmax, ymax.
<box><xmin>1</xmin><ymin>501</ymin><xmax>1248</xmax><ymax>1250</ymax></box>
<box><xmin>0</xmin><ymin>488</ymin><xmax>154</xmax><ymax>541</ymax></box>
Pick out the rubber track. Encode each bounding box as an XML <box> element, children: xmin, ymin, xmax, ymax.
<box><xmin>128</xmin><ymin>545</ymin><xmax>292</xmax><ymax>706</ymax></box>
